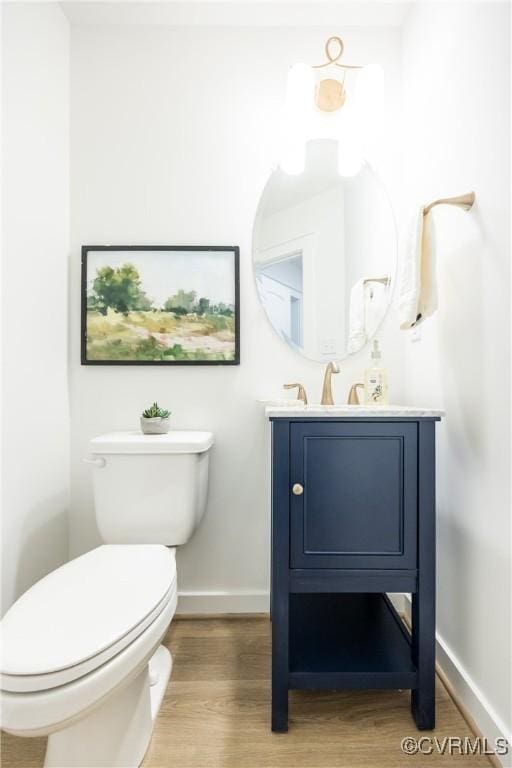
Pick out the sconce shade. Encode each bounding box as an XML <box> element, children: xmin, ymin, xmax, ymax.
<box><xmin>355</xmin><ymin>63</ymin><xmax>385</xmax><ymax>114</ymax></box>
<box><xmin>278</xmin><ymin>43</ymin><xmax>384</xmax><ymax>176</ymax></box>
<box><xmin>285</xmin><ymin>63</ymin><xmax>314</xmax><ymax>116</ymax></box>
<box><xmin>278</xmin><ymin>63</ymin><xmax>314</xmax><ymax>174</ymax></box>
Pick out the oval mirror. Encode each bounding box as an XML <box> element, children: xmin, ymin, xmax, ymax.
<box><xmin>253</xmin><ymin>140</ymin><xmax>396</xmax><ymax>362</ymax></box>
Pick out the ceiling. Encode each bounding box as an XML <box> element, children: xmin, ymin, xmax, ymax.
<box><xmin>61</xmin><ymin>1</ymin><xmax>412</xmax><ymax>28</ymax></box>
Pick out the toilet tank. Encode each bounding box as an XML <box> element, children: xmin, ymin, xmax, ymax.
<box><xmin>88</xmin><ymin>431</ymin><xmax>214</xmax><ymax>545</ymax></box>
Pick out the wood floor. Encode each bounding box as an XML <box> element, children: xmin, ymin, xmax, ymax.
<box><xmin>1</xmin><ymin>616</ymin><xmax>493</xmax><ymax>768</ymax></box>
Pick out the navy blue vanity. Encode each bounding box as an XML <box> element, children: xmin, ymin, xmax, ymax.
<box><xmin>268</xmin><ymin>407</ymin><xmax>442</xmax><ymax>733</ymax></box>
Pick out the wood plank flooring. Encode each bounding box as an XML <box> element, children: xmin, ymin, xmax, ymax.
<box><xmin>1</xmin><ymin>616</ymin><xmax>493</xmax><ymax>767</ymax></box>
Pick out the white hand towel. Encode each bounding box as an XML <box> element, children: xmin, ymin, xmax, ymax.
<box><xmin>399</xmin><ymin>207</ymin><xmax>437</xmax><ymax>330</ymax></box>
<box><xmin>347</xmin><ymin>278</ymin><xmax>366</xmax><ymax>354</ymax></box>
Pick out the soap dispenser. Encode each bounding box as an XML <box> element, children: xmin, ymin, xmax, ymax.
<box><xmin>364</xmin><ymin>340</ymin><xmax>389</xmax><ymax>405</ymax></box>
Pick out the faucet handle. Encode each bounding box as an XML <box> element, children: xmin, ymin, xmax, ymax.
<box><xmin>283</xmin><ymin>383</ymin><xmax>308</xmax><ymax>405</ymax></box>
<box><xmin>347</xmin><ymin>382</ymin><xmax>364</xmax><ymax>405</ymax></box>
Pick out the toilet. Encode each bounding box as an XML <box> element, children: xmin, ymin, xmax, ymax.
<box><xmin>0</xmin><ymin>429</ymin><xmax>214</xmax><ymax>768</ymax></box>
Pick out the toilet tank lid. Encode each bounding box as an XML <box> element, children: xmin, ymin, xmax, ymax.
<box><xmin>90</xmin><ymin>430</ymin><xmax>214</xmax><ymax>454</ymax></box>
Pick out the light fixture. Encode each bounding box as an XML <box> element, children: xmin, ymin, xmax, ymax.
<box><xmin>313</xmin><ymin>36</ymin><xmax>361</xmax><ymax>113</ymax></box>
<box><xmin>278</xmin><ymin>36</ymin><xmax>384</xmax><ymax>176</ymax></box>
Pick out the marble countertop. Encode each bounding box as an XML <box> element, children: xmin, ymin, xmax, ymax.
<box><xmin>265</xmin><ymin>404</ymin><xmax>444</xmax><ymax>418</ymax></box>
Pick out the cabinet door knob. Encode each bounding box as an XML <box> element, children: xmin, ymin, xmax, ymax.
<box><xmin>292</xmin><ymin>483</ymin><xmax>304</xmax><ymax>496</ymax></box>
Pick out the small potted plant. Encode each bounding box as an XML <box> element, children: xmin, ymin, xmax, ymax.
<box><xmin>140</xmin><ymin>402</ymin><xmax>171</xmax><ymax>435</ymax></box>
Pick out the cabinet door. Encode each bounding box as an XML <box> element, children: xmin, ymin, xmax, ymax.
<box><xmin>290</xmin><ymin>422</ymin><xmax>417</xmax><ymax>569</ymax></box>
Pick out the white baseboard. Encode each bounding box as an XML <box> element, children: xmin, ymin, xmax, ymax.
<box><xmin>177</xmin><ymin>590</ymin><xmax>270</xmax><ymax>614</ymax></box>
<box><xmin>403</xmin><ymin>596</ymin><xmax>511</xmax><ymax>768</ymax></box>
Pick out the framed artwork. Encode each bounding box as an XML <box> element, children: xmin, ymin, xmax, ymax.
<box><xmin>81</xmin><ymin>245</ymin><xmax>240</xmax><ymax>365</ymax></box>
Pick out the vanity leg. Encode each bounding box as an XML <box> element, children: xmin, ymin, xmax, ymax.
<box><xmin>271</xmin><ymin>420</ymin><xmax>290</xmax><ymax>732</ymax></box>
<box><xmin>271</xmin><ymin>590</ymin><xmax>289</xmax><ymax>732</ymax></box>
<box><xmin>411</xmin><ymin>420</ymin><xmax>436</xmax><ymax>730</ymax></box>
<box><xmin>411</xmin><ymin>590</ymin><xmax>435</xmax><ymax>729</ymax></box>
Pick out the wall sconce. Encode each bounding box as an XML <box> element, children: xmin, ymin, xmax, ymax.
<box><xmin>314</xmin><ymin>36</ymin><xmax>356</xmax><ymax>112</ymax></box>
<box><xmin>279</xmin><ymin>36</ymin><xmax>384</xmax><ymax>176</ymax></box>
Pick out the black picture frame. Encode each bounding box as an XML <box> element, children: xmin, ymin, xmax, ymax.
<box><xmin>81</xmin><ymin>245</ymin><xmax>240</xmax><ymax>365</ymax></box>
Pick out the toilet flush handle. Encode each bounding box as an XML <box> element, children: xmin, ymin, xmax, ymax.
<box><xmin>83</xmin><ymin>456</ymin><xmax>107</xmax><ymax>468</ymax></box>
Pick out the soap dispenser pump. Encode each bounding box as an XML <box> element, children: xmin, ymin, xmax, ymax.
<box><xmin>364</xmin><ymin>340</ymin><xmax>389</xmax><ymax>405</ymax></box>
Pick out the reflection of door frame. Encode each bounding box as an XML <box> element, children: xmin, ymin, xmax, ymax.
<box><xmin>256</xmin><ymin>233</ymin><xmax>317</xmax><ymax>358</ymax></box>
<box><xmin>257</xmin><ymin>272</ymin><xmax>303</xmax><ymax>348</ymax></box>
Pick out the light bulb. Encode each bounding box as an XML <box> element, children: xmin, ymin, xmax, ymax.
<box><xmin>319</xmin><ymin>109</ymin><xmax>344</xmax><ymax>142</ymax></box>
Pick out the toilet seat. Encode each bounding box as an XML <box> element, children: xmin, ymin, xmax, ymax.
<box><xmin>0</xmin><ymin>545</ymin><xmax>176</xmax><ymax>694</ymax></box>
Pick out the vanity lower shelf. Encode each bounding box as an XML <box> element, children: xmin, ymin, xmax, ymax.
<box><xmin>289</xmin><ymin>593</ymin><xmax>417</xmax><ymax>691</ymax></box>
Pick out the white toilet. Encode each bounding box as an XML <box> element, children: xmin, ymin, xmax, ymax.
<box><xmin>0</xmin><ymin>429</ymin><xmax>213</xmax><ymax>768</ymax></box>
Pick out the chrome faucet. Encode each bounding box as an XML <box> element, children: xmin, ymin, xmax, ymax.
<box><xmin>283</xmin><ymin>382</ymin><xmax>308</xmax><ymax>405</ymax></box>
<box><xmin>321</xmin><ymin>361</ymin><xmax>340</xmax><ymax>405</ymax></box>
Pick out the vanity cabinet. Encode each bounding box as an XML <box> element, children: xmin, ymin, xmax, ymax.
<box><xmin>269</xmin><ymin>413</ymin><xmax>440</xmax><ymax>733</ymax></box>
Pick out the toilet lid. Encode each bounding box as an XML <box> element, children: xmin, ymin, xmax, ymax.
<box><xmin>0</xmin><ymin>545</ymin><xmax>176</xmax><ymax>691</ymax></box>
<box><xmin>90</xmin><ymin>430</ymin><xmax>214</xmax><ymax>454</ymax></box>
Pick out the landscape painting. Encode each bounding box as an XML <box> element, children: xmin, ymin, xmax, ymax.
<box><xmin>81</xmin><ymin>246</ymin><xmax>239</xmax><ymax>365</ymax></box>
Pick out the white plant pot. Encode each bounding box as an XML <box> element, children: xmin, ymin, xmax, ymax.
<box><xmin>140</xmin><ymin>417</ymin><xmax>170</xmax><ymax>435</ymax></box>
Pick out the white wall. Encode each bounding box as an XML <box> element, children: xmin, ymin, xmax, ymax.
<box><xmin>69</xmin><ymin>24</ymin><xmax>404</xmax><ymax>611</ymax></box>
<box><xmin>1</xmin><ymin>3</ymin><xmax>70</xmax><ymax>614</ymax></box>
<box><xmin>401</xmin><ymin>1</ymin><xmax>511</xmax><ymax>755</ymax></box>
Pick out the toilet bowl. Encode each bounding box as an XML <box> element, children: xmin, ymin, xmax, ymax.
<box><xmin>0</xmin><ymin>430</ymin><xmax>213</xmax><ymax>767</ymax></box>
<box><xmin>1</xmin><ymin>545</ymin><xmax>176</xmax><ymax>767</ymax></box>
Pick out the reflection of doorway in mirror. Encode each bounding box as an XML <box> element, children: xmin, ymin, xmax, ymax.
<box><xmin>290</xmin><ymin>296</ymin><xmax>301</xmax><ymax>348</ymax></box>
<box><xmin>254</xmin><ymin>232</ymin><xmax>317</xmax><ymax>356</ymax></box>
<box><xmin>256</xmin><ymin>253</ymin><xmax>303</xmax><ymax>350</ymax></box>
